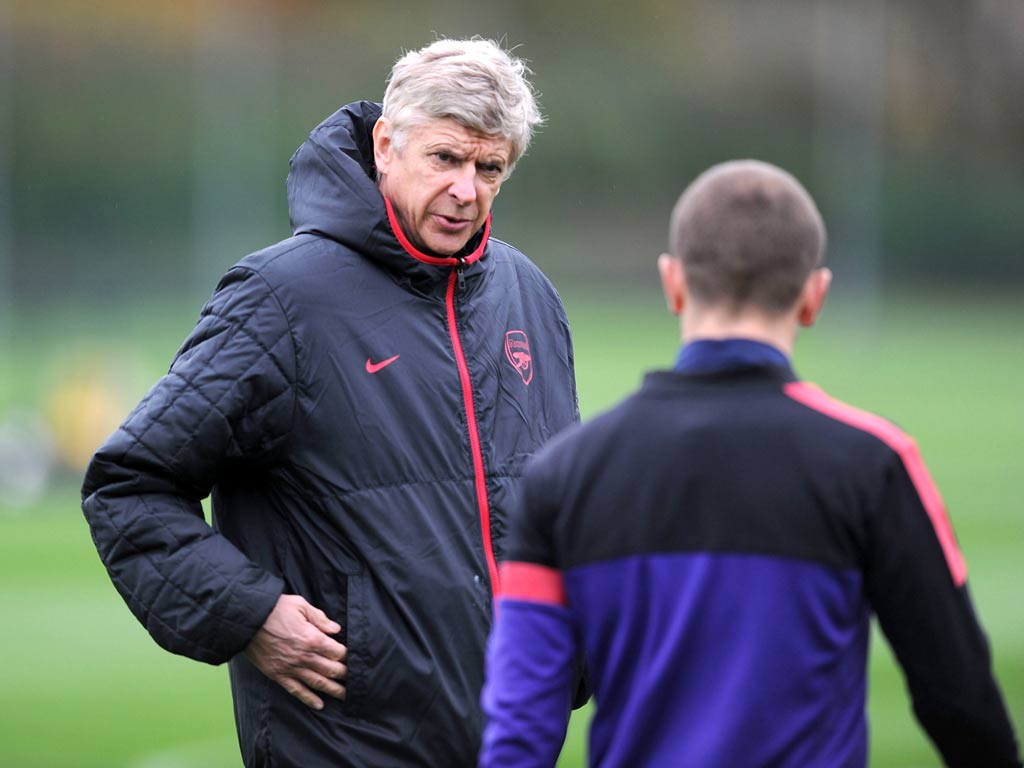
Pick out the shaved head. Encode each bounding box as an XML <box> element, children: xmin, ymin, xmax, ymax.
<box><xmin>669</xmin><ymin>160</ymin><xmax>826</xmax><ymax>314</ymax></box>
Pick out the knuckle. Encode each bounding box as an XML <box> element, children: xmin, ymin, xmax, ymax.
<box><xmin>321</xmin><ymin>640</ymin><xmax>343</xmax><ymax>659</ymax></box>
<box><xmin>321</xmin><ymin>680</ymin><xmax>345</xmax><ymax>698</ymax></box>
<box><xmin>300</xmin><ymin>627</ymin><xmax>323</xmax><ymax>645</ymax></box>
<box><xmin>300</xmin><ymin>670</ymin><xmax>321</xmax><ymax>688</ymax></box>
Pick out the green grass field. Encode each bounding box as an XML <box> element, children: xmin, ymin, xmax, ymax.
<box><xmin>1</xmin><ymin>289</ymin><xmax>1021</xmax><ymax>766</ymax></box>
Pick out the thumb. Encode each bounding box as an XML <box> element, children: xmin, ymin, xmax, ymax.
<box><xmin>302</xmin><ymin>603</ymin><xmax>341</xmax><ymax>635</ymax></box>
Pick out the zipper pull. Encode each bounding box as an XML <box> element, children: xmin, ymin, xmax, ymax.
<box><xmin>455</xmin><ymin>257</ymin><xmax>467</xmax><ymax>292</ymax></box>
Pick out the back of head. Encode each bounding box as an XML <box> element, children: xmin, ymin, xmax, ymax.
<box><xmin>670</xmin><ymin>160</ymin><xmax>826</xmax><ymax>314</ymax></box>
<box><xmin>382</xmin><ymin>38</ymin><xmax>543</xmax><ymax>173</ymax></box>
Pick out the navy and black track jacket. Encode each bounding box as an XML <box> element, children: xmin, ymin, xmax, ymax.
<box><xmin>481</xmin><ymin>341</ymin><xmax>1020</xmax><ymax>768</ymax></box>
<box><xmin>81</xmin><ymin>101</ymin><xmax>579</xmax><ymax>767</ymax></box>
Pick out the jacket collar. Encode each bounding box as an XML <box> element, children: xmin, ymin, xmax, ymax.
<box><xmin>642</xmin><ymin>361</ymin><xmax>798</xmax><ymax>393</ymax></box>
<box><xmin>674</xmin><ymin>338</ymin><xmax>790</xmax><ymax>374</ymax></box>
<box><xmin>383</xmin><ymin>197</ymin><xmax>490</xmax><ymax>268</ymax></box>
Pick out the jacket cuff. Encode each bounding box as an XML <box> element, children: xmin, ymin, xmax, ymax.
<box><xmin>206</xmin><ymin>571</ymin><xmax>285</xmax><ymax>665</ymax></box>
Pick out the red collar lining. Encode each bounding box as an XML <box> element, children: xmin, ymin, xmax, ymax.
<box><xmin>384</xmin><ymin>197</ymin><xmax>490</xmax><ymax>266</ymax></box>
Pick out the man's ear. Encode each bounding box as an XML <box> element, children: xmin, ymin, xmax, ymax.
<box><xmin>372</xmin><ymin>117</ymin><xmax>393</xmax><ymax>175</ymax></box>
<box><xmin>657</xmin><ymin>254</ymin><xmax>686</xmax><ymax>316</ymax></box>
<box><xmin>797</xmin><ymin>267</ymin><xmax>832</xmax><ymax>327</ymax></box>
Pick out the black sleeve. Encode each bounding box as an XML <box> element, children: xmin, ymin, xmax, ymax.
<box><xmin>505</xmin><ymin>441</ymin><xmax>592</xmax><ymax>710</ymax></box>
<box><xmin>80</xmin><ymin>267</ymin><xmax>295</xmax><ymax>665</ymax></box>
<box><xmin>557</xmin><ymin>299</ymin><xmax>581</xmax><ymax>427</ymax></box>
<box><xmin>865</xmin><ymin>448</ymin><xmax>1021</xmax><ymax>767</ymax></box>
<box><xmin>503</xmin><ymin>444</ymin><xmax>565</xmax><ymax>568</ymax></box>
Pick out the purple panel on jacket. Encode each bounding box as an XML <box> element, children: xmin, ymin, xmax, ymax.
<box><xmin>568</xmin><ymin>552</ymin><xmax>870</xmax><ymax>767</ymax></box>
<box><xmin>481</xmin><ymin>600</ymin><xmax>576</xmax><ymax>767</ymax></box>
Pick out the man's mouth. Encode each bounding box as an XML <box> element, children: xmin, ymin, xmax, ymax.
<box><xmin>432</xmin><ymin>213</ymin><xmax>473</xmax><ymax>232</ymax></box>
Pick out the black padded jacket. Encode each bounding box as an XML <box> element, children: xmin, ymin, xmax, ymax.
<box><xmin>81</xmin><ymin>101</ymin><xmax>580</xmax><ymax>767</ymax></box>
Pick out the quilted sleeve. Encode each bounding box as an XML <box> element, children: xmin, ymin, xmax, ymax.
<box><xmin>80</xmin><ymin>267</ymin><xmax>295</xmax><ymax>665</ymax></box>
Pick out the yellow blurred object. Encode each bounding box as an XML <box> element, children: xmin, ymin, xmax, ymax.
<box><xmin>45</xmin><ymin>372</ymin><xmax>126</xmax><ymax>473</ymax></box>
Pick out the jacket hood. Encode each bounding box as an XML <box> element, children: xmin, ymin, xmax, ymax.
<box><xmin>286</xmin><ymin>101</ymin><xmax>489</xmax><ymax>287</ymax></box>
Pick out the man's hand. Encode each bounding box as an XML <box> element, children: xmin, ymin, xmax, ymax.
<box><xmin>244</xmin><ymin>594</ymin><xmax>348</xmax><ymax>711</ymax></box>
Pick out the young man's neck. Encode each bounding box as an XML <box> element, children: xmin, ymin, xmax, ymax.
<box><xmin>680</xmin><ymin>308</ymin><xmax>798</xmax><ymax>357</ymax></box>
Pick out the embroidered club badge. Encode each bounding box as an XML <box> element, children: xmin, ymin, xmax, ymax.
<box><xmin>504</xmin><ymin>330</ymin><xmax>533</xmax><ymax>385</ymax></box>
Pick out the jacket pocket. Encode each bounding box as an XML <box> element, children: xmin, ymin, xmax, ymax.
<box><xmin>340</xmin><ymin>570</ymin><xmax>445</xmax><ymax>731</ymax></box>
<box><xmin>340</xmin><ymin>569</ymin><xmax>371</xmax><ymax>716</ymax></box>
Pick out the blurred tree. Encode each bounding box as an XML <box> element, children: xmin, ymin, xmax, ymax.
<box><xmin>5</xmin><ymin>0</ymin><xmax>1024</xmax><ymax>306</ymax></box>
<box><xmin>191</xmin><ymin>0</ymin><xmax>283</xmax><ymax>295</ymax></box>
<box><xmin>0</xmin><ymin>4</ymin><xmax>12</xmax><ymax>352</ymax></box>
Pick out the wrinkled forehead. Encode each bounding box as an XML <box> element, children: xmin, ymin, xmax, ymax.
<box><xmin>403</xmin><ymin>117</ymin><xmax>513</xmax><ymax>162</ymax></box>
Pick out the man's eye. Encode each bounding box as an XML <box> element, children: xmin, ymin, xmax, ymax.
<box><xmin>435</xmin><ymin>152</ymin><xmax>454</xmax><ymax>163</ymax></box>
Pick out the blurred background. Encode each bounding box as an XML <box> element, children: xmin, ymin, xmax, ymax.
<box><xmin>1</xmin><ymin>1</ymin><xmax>1021</xmax><ymax>766</ymax></box>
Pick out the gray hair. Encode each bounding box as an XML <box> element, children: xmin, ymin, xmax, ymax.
<box><xmin>382</xmin><ymin>38</ymin><xmax>543</xmax><ymax>174</ymax></box>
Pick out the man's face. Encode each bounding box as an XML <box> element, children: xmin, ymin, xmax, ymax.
<box><xmin>373</xmin><ymin>117</ymin><xmax>512</xmax><ymax>257</ymax></box>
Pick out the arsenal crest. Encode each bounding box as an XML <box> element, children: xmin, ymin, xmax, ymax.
<box><xmin>504</xmin><ymin>330</ymin><xmax>533</xmax><ymax>385</ymax></box>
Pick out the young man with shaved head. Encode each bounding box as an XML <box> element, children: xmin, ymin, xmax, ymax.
<box><xmin>480</xmin><ymin>161</ymin><xmax>1021</xmax><ymax>767</ymax></box>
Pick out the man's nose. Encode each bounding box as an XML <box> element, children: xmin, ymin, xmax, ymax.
<box><xmin>448</xmin><ymin>164</ymin><xmax>478</xmax><ymax>204</ymax></box>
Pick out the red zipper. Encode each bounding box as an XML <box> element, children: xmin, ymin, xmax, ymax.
<box><xmin>383</xmin><ymin>195</ymin><xmax>499</xmax><ymax>595</ymax></box>
<box><xmin>446</xmin><ymin>269</ymin><xmax>500</xmax><ymax>595</ymax></box>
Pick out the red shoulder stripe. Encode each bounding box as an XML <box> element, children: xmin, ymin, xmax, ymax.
<box><xmin>499</xmin><ymin>562</ymin><xmax>568</xmax><ymax>606</ymax></box>
<box><xmin>784</xmin><ymin>381</ymin><xmax>967</xmax><ymax>586</ymax></box>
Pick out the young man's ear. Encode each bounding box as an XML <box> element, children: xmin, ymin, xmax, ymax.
<box><xmin>657</xmin><ymin>254</ymin><xmax>686</xmax><ymax>316</ymax></box>
<box><xmin>797</xmin><ymin>267</ymin><xmax>832</xmax><ymax>327</ymax></box>
<box><xmin>372</xmin><ymin>117</ymin><xmax>394</xmax><ymax>175</ymax></box>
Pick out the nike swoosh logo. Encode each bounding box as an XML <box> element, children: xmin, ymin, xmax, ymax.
<box><xmin>366</xmin><ymin>354</ymin><xmax>400</xmax><ymax>374</ymax></box>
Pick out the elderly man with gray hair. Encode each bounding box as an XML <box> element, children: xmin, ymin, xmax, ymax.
<box><xmin>82</xmin><ymin>38</ymin><xmax>581</xmax><ymax>766</ymax></box>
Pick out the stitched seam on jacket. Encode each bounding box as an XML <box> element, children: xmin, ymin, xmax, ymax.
<box><xmin>229</xmin><ymin>266</ymin><xmax>302</xmax><ymax>452</ymax></box>
<box><xmin>101</xmin><ymin>493</ymin><xmax>266</xmax><ymax>650</ymax></box>
<box><xmin>324</xmin><ymin>472</ymin><xmax>524</xmax><ymax>499</ymax></box>
<box><xmin>132</xmin><ymin>494</ymin><xmax>257</xmax><ymax>635</ymax></box>
<box><xmin>117</xmin><ymin>289</ymin><xmax>292</xmax><ymax>478</ymax></box>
